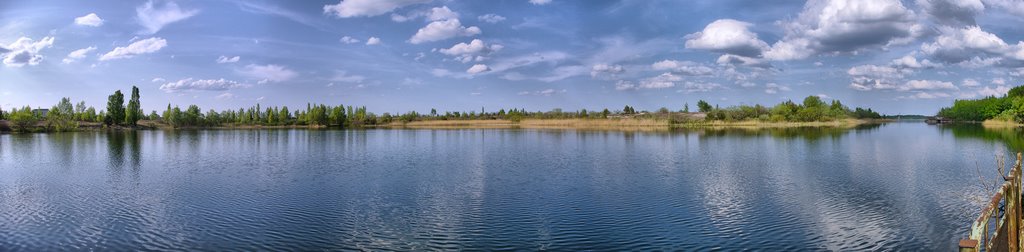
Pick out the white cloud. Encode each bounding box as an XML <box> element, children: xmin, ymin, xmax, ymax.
<box><xmin>136</xmin><ymin>0</ymin><xmax>199</xmax><ymax>34</ymax></box>
<box><xmin>478</xmin><ymin>14</ymin><xmax>506</xmax><ymax>23</ymax></box>
<box><xmin>466</xmin><ymin>64</ymin><xmax>490</xmax><ymax>74</ymax></box>
<box><xmin>216</xmin><ymin>93</ymin><xmax>235</xmax><ymax>100</ymax></box>
<box><xmin>216</xmin><ymin>55</ymin><xmax>240</xmax><ymax>63</ymax></box>
<box><xmin>159</xmin><ymin>78</ymin><xmax>249</xmax><ymax>92</ymax></box>
<box><xmin>975</xmin><ymin>85</ymin><xmax>1011</xmax><ymax>97</ymax></box>
<box><xmin>340</xmin><ymin>36</ymin><xmax>360</xmax><ymax>44</ymax></box>
<box><xmin>962</xmin><ymin>78</ymin><xmax>980</xmax><ymax>87</ymax></box>
<box><xmin>917</xmin><ymin>0</ymin><xmax>984</xmax><ymax>25</ymax></box>
<box><xmin>62</xmin><ymin>46</ymin><xmax>96</xmax><ymax>64</ymax></box>
<box><xmin>330</xmin><ymin>71</ymin><xmax>366</xmax><ymax>83</ymax></box>
<box><xmin>993</xmin><ymin>77</ymin><xmax>1006</xmax><ymax>85</ymax></box>
<box><xmin>982</xmin><ymin>0</ymin><xmax>1024</xmax><ymax>16</ymax></box>
<box><xmin>1</xmin><ymin>36</ymin><xmax>55</xmax><ymax>67</ymax></box>
<box><xmin>366</xmin><ymin>37</ymin><xmax>382</xmax><ymax>45</ymax></box>
<box><xmin>900</xmin><ymin>92</ymin><xmax>952</xmax><ymax>99</ymax></box>
<box><xmin>639</xmin><ymin>73</ymin><xmax>682</xmax><ymax>89</ymax></box>
<box><xmin>765</xmin><ymin>0</ymin><xmax>920</xmax><ymax>61</ymax></box>
<box><xmin>891</xmin><ymin>55</ymin><xmax>940</xmax><ymax>68</ymax></box>
<box><xmin>651</xmin><ymin>60</ymin><xmax>714</xmax><ymax>76</ymax></box>
<box><xmin>428</xmin><ymin>6</ymin><xmax>458</xmax><ymax>21</ymax></box>
<box><xmin>529</xmin><ymin>0</ymin><xmax>552</xmax><ymax>5</ymax></box>
<box><xmin>520</xmin><ymin>88</ymin><xmax>566</xmax><ymax>96</ymax></box>
<box><xmin>901</xmin><ymin>79</ymin><xmax>958</xmax><ymax>91</ymax></box>
<box><xmin>152</xmin><ymin>78</ymin><xmax>165</xmax><ymax>83</ymax></box>
<box><xmin>764</xmin><ymin>83</ymin><xmax>791</xmax><ymax>94</ymax></box>
<box><xmin>324</xmin><ymin>0</ymin><xmax>430</xmax><ymax>18</ymax></box>
<box><xmin>439</xmin><ymin>39</ymin><xmax>502</xmax><ymax>62</ymax></box>
<box><xmin>239</xmin><ymin>64</ymin><xmax>297</xmax><ymax>82</ymax></box>
<box><xmin>591</xmin><ymin>64</ymin><xmax>625</xmax><ymax>78</ymax></box>
<box><xmin>922</xmin><ymin>26</ymin><xmax>1024</xmax><ymax>64</ymax></box>
<box><xmin>99</xmin><ymin>37</ymin><xmax>167</xmax><ymax>61</ymax></box>
<box><xmin>74</xmin><ymin>13</ymin><xmax>104</xmax><ymax>27</ymax></box>
<box><xmin>409</xmin><ymin>19</ymin><xmax>481</xmax><ymax>44</ymax></box>
<box><xmin>847</xmin><ymin>64</ymin><xmax>907</xmax><ymax>90</ymax></box>
<box><xmin>615</xmin><ymin>80</ymin><xmax>637</xmax><ymax>90</ymax></box>
<box><xmin>685</xmin><ymin>19</ymin><xmax>769</xmax><ymax>57</ymax></box>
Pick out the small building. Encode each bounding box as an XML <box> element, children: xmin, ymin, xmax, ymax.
<box><xmin>32</xmin><ymin>108</ymin><xmax>49</xmax><ymax>117</ymax></box>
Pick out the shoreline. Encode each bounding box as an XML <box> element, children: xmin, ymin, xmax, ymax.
<box><xmin>1</xmin><ymin>118</ymin><xmax>896</xmax><ymax>133</ymax></box>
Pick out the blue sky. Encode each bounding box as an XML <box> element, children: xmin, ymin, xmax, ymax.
<box><xmin>2</xmin><ymin>0</ymin><xmax>1024</xmax><ymax>115</ymax></box>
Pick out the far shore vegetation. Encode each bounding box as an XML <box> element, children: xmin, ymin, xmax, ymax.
<box><xmin>2</xmin><ymin>87</ymin><xmax>894</xmax><ymax>133</ymax></box>
<box><xmin>937</xmin><ymin>85</ymin><xmax>1024</xmax><ymax>127</ymax></box>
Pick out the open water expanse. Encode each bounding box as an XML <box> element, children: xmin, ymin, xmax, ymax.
<box><xmin>0</xmin><ymin>122</ymin><xmax>1019</xmax><ymax>250</ymax></box>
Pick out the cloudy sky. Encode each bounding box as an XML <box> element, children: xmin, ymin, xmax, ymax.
<box><xmin>2</xmin><ymin>0</ymin><xmax>1024</xmax><ymax>115</ymax></box>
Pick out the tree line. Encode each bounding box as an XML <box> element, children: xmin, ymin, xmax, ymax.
<box><xmin>699</xmin><ymin>95</ymin><xmax>882</xmax><ymax>122</ymax></box>
<box><xmin>938</xmin><ymin>85</ymin><xmax>1024</xmax><ymax>122</ymax></box>
<box><xmin>1</xmin><ymin>87</ymin><xmax>888</xmax><ymax>132</ymax></box>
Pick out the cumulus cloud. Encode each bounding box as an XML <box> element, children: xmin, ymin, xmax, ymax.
<box><xmin>891</xmin><ymin>55</ymin><xmax>940</xmax><ymax>68</ymax></box>
<box><xmin>651</xmin><ymin>60</ymin><xmax>715</xmax><ymax>76</ymax></box>
<box><xmin>917</xmin><ymin>0</ymin><xmax>984</xmax><ymax>25</ymax></box>
<box><xmin>136</xmin><ymin>1</ymin><xmax>199</xmax><ymax>34</ymax></box>
<box><xmin>366</xmin><ymin>37</ymin><xmax>382</xmax><ymax>45</ymax></box>
<box><xmin>216</xmin><ymin>55</ymin><xmax>240</xmax><ymax>63</ymax></box>
<box><xmin>74</xmin><ymin>13</ymin><xmax>104</xmax><ymax>27</ymax></box>
<box><xmin>439</xmin><ymin>39</ymin><xmax>502</xmax><ymax>62</ymax></box>
<box><xmin>466</xmin><ymin>64</ymin><xmax>490</xmax><ymax>74</ymax></box>
<box><xmin>847</xmin><ymin>64</ymin><xmax>908</xmax><ymax>90</ymax></box>
<box><xmin>239</xmin><ymin>64</ymin><xmax>297</xmax><ymax>82</ymax></box>
<box><xmin>410</xmin><ymin>18</ymin><xmax>481</xmax><ymax>44</ymax></box>
<box><xmin>159</xmin><ymin>78</ymin><xmax>249</xmax><ymax>92</ymax></box>
<box><xmin>99</xmin><ymin>37</ymin><xmax>167</xmax><ymax>61</ymax></box>
<box><xmin>900</xmin><ymin>79</ymin><xmax>958</xmax><ymax>91</ymax></box>
<box><xmin>1</xmin><ymin>36</ymin><xmax>55</xmax><ymax>67</ymax></box>
<box><xmin>478</xmin><ymin>14</ymin><xmax>506</xmax><ymax>23</ymax></box>
<box><xmin>764</xmin><ymin>0</ymin><xmax>921</xmax><ymax>61</ymax></box>
<box><xmin>685</xmin><ymin>19</ymin><xmax>769</xmax><ymax>58</ymax></box>
<box><xmin>324</xmin><ymin>0</ymin><xmax>431</xmax><ymax>18</ymax></box>
<box><xmin>62</xmin><ymin>46</ymin><xmax>96</xmax><ymax>64</ymax></box>
<box><xmin>529</xmin><ymin>0</ymin><xmax>553</xmax><ymax>5</ymax></box>
<box><xmin>340</xmin><ymin>36</ymin><xmax>360</xmax><ymax>44</ymax></box>
<box><xmin>921</xmin><ymin>26</ymin><xmax>1024</xmax><ymax>64</ymax></box>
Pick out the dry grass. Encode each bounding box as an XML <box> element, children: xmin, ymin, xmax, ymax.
<box><xmin>982</xmin><ymin>119</ymin><xmax>1021</xmax><ymax>128</ymax></box>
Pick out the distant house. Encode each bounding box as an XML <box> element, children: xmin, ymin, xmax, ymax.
<box><xmin>32</xmin><ymin>108</ymin><xmax>49</xmax><ymax>117</ymax></box>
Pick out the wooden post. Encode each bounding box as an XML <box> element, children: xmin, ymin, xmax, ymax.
<box><xmin>958</xmin><ymin>239</ymin><xmax>978</xmax><ymax>252</ymax></box>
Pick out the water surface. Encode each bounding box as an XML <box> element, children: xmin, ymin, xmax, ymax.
<box><xmin>0</xmin><ymin>123</ymin><xmax>1016</xmax><ymax>250</ymax></box>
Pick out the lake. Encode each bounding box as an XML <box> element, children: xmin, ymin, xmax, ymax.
<box><xmin>0</xmin><ymin>122</ymin><xmax>1018</xmax><ymax>250</ymax></box>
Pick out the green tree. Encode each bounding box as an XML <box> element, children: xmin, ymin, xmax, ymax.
<box><xmin>105</xmin><ymin>90</ymin><xmax>125</xmax><ymax>126</ymax></box>
<box><xmin>10</xmin><ymin>106</ymin><xmax>37</xmax><ymax>132</ymax></box>
<box><xmin>697</xmin><ymin>100</ymin><xmax>712</xmax><ymax>113</ymax></box>
<box><xmin>683</xmin><ymin>103</ymin><xmax>690</xmax><ymax>113</ymax></box>
<box><xmin>47</xmin><ymin>97</ymin><xmax>77</xmax><ymax>131</ymax></box>
<box><xmin>125</xmin><ymin>86</ymin><xmax>142</xmax><ymax>126</ymax></box>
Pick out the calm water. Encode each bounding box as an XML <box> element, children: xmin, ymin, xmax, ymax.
<box><xmin>0</xmin><ymin>123</ymin><xmax>1020</xmax><ymax>250</ymax></box>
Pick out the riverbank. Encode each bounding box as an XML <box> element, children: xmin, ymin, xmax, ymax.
<box><xmin>386</xmin><ymin>118</ymin><xmax>888</xmax><ymax>130</ymax></box>
<box><xmin>1</xmin><ymin>118</ymin><xmax>892</xmax><ymax>133</ymax></box>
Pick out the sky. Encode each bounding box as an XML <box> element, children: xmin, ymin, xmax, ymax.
<box><xmin>1</xmin><ymin>0</ymin><xmax>1024</xmax><ymax>115</ymax></box>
